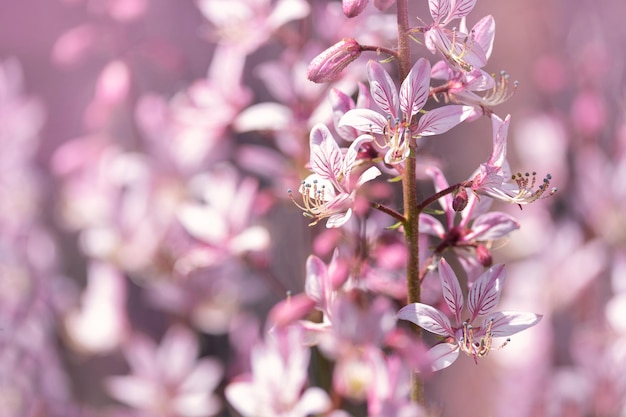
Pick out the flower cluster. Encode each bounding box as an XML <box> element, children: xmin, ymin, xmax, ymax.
<box><xmin>13</xmin><ymin>0</ymin><xmax>626</xmax><ymax>416</ymax></box>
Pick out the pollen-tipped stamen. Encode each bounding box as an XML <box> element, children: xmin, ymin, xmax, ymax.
<box><xmin>288</xmin><ymin>180</ymin><xmax>331</xmax><ymax>226</ymax></box>
<box><xmin>511</xmin><ymin>171</ymin><xmax>558</xmax><ymax>203</ymax></box>
<box><xmin>482</xmin><ymin>70</ymin><xmax>518</xmax><ymax>106</ymax></box>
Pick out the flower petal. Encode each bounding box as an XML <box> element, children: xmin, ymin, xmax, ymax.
<box><xmin>428</xmin><ymin>0</ymin><xmax>451</xmax><ymax>25</ymax></box>
<box><xmin>426</xmin><ymin>166</ymin><xmax>454</xmax><ymax>228</ymax></box>
<box><xmin>467</xmin><ymin>264</ymin><xmax>505</xmax><ymax>320</ymax></box>
<box><xmin>400</xmin><ymin>58</ymin><xmax>430</xmax><ymax>119</ymax></box>
<box><xmin>339</xmin><ymin>108</ymin><xmax>387</xmax><ymax>134</ymax></box>
<box><xmin>309</xmin><ymin>124</ymin><xmax>342</xmax><ymax>181</ymax></box>
<box><xmin>444</xmin><ymin>0</ymin><xmax>477</xmax><ymax>24</ymax></box>
<box><xmin>438</xmin><ymin>258</ymin><xmax>464</xmax><ymax>324</ymax></box>
<box><xmin>415</xmin><ymin>105</ymin><xmax>474</xmax><ymax>136</ymax></box>
<box><xmin>487</xmin><ymin>311</ymin><xmax>543</xmax><ymax>338</ymax></box>
<box><xmin>225</xmin><ymin>381</ymin><xmax>256</xmax><ymax>417</ymax></box>
<box><xmin>418</xmin><ymin>213</ymin><xmax>446</xmax><ymax>238</ymax></box>
<box><xmin>398</xmin><ymin>303</ymin><xmax>453</xmax><ymax>337</ymax></box>
<box><xmin>326</xmin><ymin>208</ymin><xmax>353</xmax><ymax>228</ymax></box>
<box><xmin>356</xmin><ymin>166</ymin><xmax>382</xmax><ymax>188</ymax></box>
<box><xmin>487</xmin><ymin>113</ymin><xmax>511</xmax><ymax>168</ymax></box>
<box><xmin>293</xmin><ymin>387</ymin><xmax>332</xmax><ymax>416</ymax></box>
<box><xmin>343</xmin><ymin>134</ymin><xmax>375</xmax><ymax>183</ymax></box>
<box><xmin>428</xmin><ymin>343</ymin><xmax>460</xmax><ymax>371</ymax></box>
<box><xmin>367</xmin><ymin>60</ymin><xmax>399</xmax><ymax>120</ymax></box>
<box><xmin>305</xmin><ymin>255</ymin><xmax>329</xmax><ymax>306</ymax></box>
<box><xmin>465</xmin><ymin>211</ymin><xmax>520</xmax><ymax>241</ymax></box>
<box><xmin>472</xmin><ymin>15</ymin><xmax>496</xmax><ymax>59</ymax></box>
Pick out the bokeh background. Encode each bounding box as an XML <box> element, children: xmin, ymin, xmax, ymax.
<box><xmin>1</xmin><ymin>0</ymin><xmax>625</xmax><ymax>416</ymax></box>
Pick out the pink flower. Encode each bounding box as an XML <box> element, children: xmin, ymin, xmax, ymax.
<box><xmin>423</xmin><ymin>0</ymin><xmax>487</xmax><ymax>73</ymax></box>
<box><xmin>428</xmin><ymin>15</ymin><xmax>518</xmax><ymax>117</ymax></box>
<box><xmin>419</xmin><ymin>166</ymin><xmax>520</xmax><ymax>275</ymax></box>
<box><xmin>471</xmin><ymin>114</ymin><xmax>557</xmax><ymax>205</ymax></box>
<box><xmin>290</xmin><ymin>123</ymin><xmax>381</xmax><ymax>227</ymax></box>
<box><xmin>339</xmin><ymin>59</ymin><xmax>473</xmax><ymax>165</ymax></box>
<box><xmin>105</xmin><ymin>325</ymin><xmax>223</xmax><ymax>417</ymax></box>
<box><xmin>225</xmin><ymin>326</ymin><xmax>331</xmax><ymax>417</ymax></box>
<box><xmin>398</xmin><ymin>258</ymin><xmax>542</xmax><ymax>370</ymax></box>
<box><xmin>197</xmin><ymin>0</ymin><xmax>310</xmax><ymax>53</ymax></box>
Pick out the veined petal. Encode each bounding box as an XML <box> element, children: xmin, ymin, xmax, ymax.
<box><xmin>398</xmin><ymin>303</ymin><xmax>453</xmax><ymax>337</ymax></box>
<box><xmin>444</xmin><ymin>0</ymin><xmax>477</xmax><ymax>24</ymax></box>
<box><xmin>400</xmin><ymin>58</ymin><xmax>431</xmax><ymax>119</ymax></box>
<box><xmin>428</xmin><ymin>343</ymin><xmax>460</xmax><ymax>371</ymax></box>
<box><xmin>428</xmin><ymin>0</ymin><xmax>451</xmax><ymax>25</ymax></box>
<box><xmin>471</xmin><ymin>15</ymin><xmax>496</xmax><ymax>59</ymax></box>
<box><xmin>465</xmin><ymin>211</ymin><xmax>520</xmax><ymax>241</ymax></box>
<box><xmin>339</xmin><ymin>108</ymin><xmax>387</xmax><ymax>134</ymax></box>
<box><xmin>415</xmin><ymin>105</ymin><xmax>474</xmax><ymax>136</ymax></box>
<box><xmin>309</xmin><ymin>124</ymin><xmax>342</xmax><ymax>181</ymax></box>
<box><xmin>468</xmin><ymin>263</ymin><xmax>505</xmax><ymax>321</ymax></box>
<box><xmin>343</xmin><ymin>134</ymin><xmax>375</xmax><ymax>182</ymax></box>
<box><xmin>487</xmin><ymin>311</ymin><xmax>543</xmax><ymax>338</ymax></box>
<box><xmin>367</xmin><ymin>60</ymin><xmax>399</xmax><ymax>120</ymax></box>
<box><xmin>488</xmin><ymin>113</ymin><xmax>511</xmax><ymax>168</ymax></box>
<box><xmin>438</xmin><ymin>259</ymin><xmax>464</xmax><ymax>324</ymax></box>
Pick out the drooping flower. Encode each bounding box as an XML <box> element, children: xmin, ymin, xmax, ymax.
<box><xmin>340</xmin><ymin>59</ymin><xmax>473</xmax><ymax>165</ymax></box>
<box><xmin>290</xmin><ymin>123</ymin><xmax>381</xmax><ymax>227</ymax></box>
<box><xmin>398</xmin><ymin>258</ymin><xmax>542</xmax><ymax>371</ymax></box>
<box><xmin>471</xmin><ymin>114</ymin><xmax>557</xmax><ymax>205</ymax></box>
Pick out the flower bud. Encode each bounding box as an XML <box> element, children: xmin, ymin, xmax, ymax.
<box><xmin>452</xmin><ymin>187</ymin><xmax>469</xmax><ymax>212</ymax></box>
<box><xmin>307</xmin><ymin>38</ymin><xmax>361</xmax><ymax>84</ymax></box>
<box><xmin>476</xmin><ymin>244</ymin><xmax>493</xmax><ymax>267</ymax></box>
<box><xmin>343</xmin><ymin>0</ymin><xmax>368</xmax><ymax>17</ymax></box>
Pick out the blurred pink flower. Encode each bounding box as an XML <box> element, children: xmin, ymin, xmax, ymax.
<box><xmin>398</xmin><ymin>258</ymin><xmax>542</xmax><ymax>370</ymax></box>
<box><xmin>64</xmin><ymin>261</ymin><xmax>129</xmax><ymax>354</ymax></box>
<box><xmin>197</xmin><ymin>0</ymin><xmax>310</xmax><ymax>53</ymax></box>
<box><xmin>225</xmin><ymin>326</ymin><xmax>331</xmax><ymax>417</ymax></box>
<box><xmin>106</xmin><ymin>325</ymin><xmax>223</xmax><ymax>417</ymax></box>
<box><xmin>366</xmin><ymin>353</ymin><xmax>423</xmax><ymax>417</ymax></box>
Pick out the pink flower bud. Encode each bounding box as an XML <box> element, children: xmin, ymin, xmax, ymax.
<box><xmin>343</xmin><ymin>0</ymin><xmax>368</xmax><ymax>17</ymax></box>
<box><xmin>307</xmin><ymin>38</ymin><xmax>361</xmax><ymax>84</ymax></box>
<box><xmin>452</xmin><ymin>187</ymin><xmax>469</xmax><ymax>212</ymax></box>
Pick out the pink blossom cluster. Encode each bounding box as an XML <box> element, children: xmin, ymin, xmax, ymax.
<box><xmin>1</xmin><ymin>0</ymin><xmax>625</xmax><ymax>416</ymax></box>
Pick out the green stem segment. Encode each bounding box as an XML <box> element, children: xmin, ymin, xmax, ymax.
<box><xmin>395</xmin><ymin>0</ymin><xmax>424</xmax><ymax>405</ymax></box>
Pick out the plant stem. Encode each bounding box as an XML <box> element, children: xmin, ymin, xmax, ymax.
<box><xmin>417</xmin><ymin>181</ymin><xmax>473</xmax><ymax>212</ymax></box>
<box><xmin>396</xmin><ymin>0</ymin><xmax>424</xmax><ymax>405</ymax></box>
<box><xmin>370</xmin><ymin>202</ymin><xmax>406</xmax><ymax>223</ymax></box>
